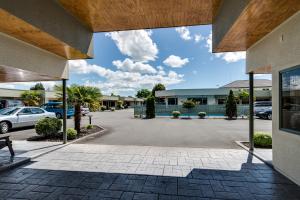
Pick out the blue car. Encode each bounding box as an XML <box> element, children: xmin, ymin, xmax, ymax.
<box><xmin>41</xmin><ymin>102</ymin><xmax>74</xmax><ymax>119</ymax></box>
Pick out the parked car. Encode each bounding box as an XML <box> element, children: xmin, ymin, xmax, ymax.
<box><xmin>256</xmin><ymin>108</ymin><xmax>272</xmax><ymax>120</ymax></box>
<box><xmin>254</xmin><ymin>101</ymin><xmax>272</xmax><ymax>119</ymax></box>
<box><xmin>41</xmin><ymin>102</ymin><xmax>74</xmax><ymax>119</ymax></box>
<box><xmin>0</xmin><ymin>107</ymin><xmax>56</xmax><ymax>134</ymax></box>
<box><xmin>81</xmin><ymin>106</ymin><xmax>90</xmax><ymax>116</ymax></box>
<box><xmin>0</xmin><ymin>99</ymin><xmax>24</xmax><ymax>109</ymax></box>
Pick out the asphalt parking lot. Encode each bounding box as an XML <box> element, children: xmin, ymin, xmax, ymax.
<box><xmin>6</xmin><ymin>109</ymin><xmax>272</xmax><ymax>149</ymax></box>
<box><xmin>76</xmin><ymin>109</ymin><xmax>271</xmax><ymax>149</ymax></box>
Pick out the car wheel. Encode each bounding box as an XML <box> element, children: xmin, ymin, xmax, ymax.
<box><xmin>56</xmin><ymin>113</ymin><xmax>62</xmax><ymax>119</ymax></box>
<box><xmin>0</xmin><ymin>122</ymin><xmax>9</xmax><ymax>134</ymax></box>
<box><xmin>268</xmin><ymin>114</ymin><xmax>272</xmax><ymax>120</ymax></box>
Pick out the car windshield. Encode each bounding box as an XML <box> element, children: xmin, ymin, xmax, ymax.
<box><xmin>0</xmin><ymin>107</ymin><xmax>20</xmax><ymax>115</ymax></box>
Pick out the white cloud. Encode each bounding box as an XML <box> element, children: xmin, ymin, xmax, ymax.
<box><xmin>105</xmin><ymin>30</ymin><xmax>158</xmax><ymax>62</ymax></box>
<box><xmin>205</xmin><ymin>32</ymin><xmax>246</xmax><ymax>63</ymax></box>
<box><xmin>175</xmin><ymin>27</ymin><xmax>192</xmax><ymax>41</ymax></box>
<box><xmin>163</xmin><ymin>55</ymin><xmax>189</xmax><ymax>68</ymax></box>
<box><xmin>69</xmin><ymin>59</ymin><xmax>113</xmax><ymax>77</ymax></box>
<box><xmin>112</xmin><ymin>58</ymin><xmax>157</xmax><ymax>74</ymax></box>
<box><xmin>194</xmin><ymin>34</ymin><xmax>204</xmax><ymax>43</ymax></box>
<box><xmin>69</xmin><ymin>60</ymin><xmax>184</xmax><ymax>95</ymax></box>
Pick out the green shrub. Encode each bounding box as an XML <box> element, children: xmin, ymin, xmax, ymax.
<box><xmin>254</xmin><ymin>132</ymin><xmax>272</xmax><ymax>148</ymax></box>
<box><xmin>100</xmin><ymin>106</ymin><xmax>106</xmax><ymax>111</ymax></box>
<box><xmin>86</xmin><ymin>124</ymin><xmax>93</xmax><ymax>129</ymax></box>
<box><xmin>146</xmin><ymin>95</ymin><xmax>155</xmax><ymax>119</ymax></box>
<box><xmin>225</xmin><ymin>90</ymin><xmax>237</xmax><ymax>119</ymax></box>
<box><xmin>182</xmin><ymin>100</ymin><xmax>196</xmax><ymax>109</ymax></box>
<box><xmin>67</xmin><ymin>128</ymin><xmax>77</xmax><ymax>140</ymax></box>
<box><xmin>172</xmin><ymin>111</ymin><xmax>181</xmax><ymax>118</ymax></box>
<box><xmin>198</xmin><ymin>112</ymin><xmax>206</xmax><ymax>119</ymax></box>
<box><xmin>110</xmin><ymin>107</ymin><xmax>115</xmax><ymax>111</ymax></box>
<box><xmin>35</xmin><ymin>118</ymin><xmax>62</xmax><ymax>137</ymax></box>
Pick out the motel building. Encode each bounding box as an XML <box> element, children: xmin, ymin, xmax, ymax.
<box><xmin>156</xmin><ymin>79</ymin><xmax>272</xmax><ymax>106</ymax></box>
<box><xmin>0</xmin><ymin>1</ymin><xmax>300</xmax><ymax>186</ymax></box>
<box><xmin>0</xmin><ymin>88</ymin><xmax>144</xmax><ymax>109</ymax></box>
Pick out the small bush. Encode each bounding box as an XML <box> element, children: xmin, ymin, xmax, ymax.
<box><xmin>254</xmin><ymin>132</ymin><xmax>272</xmax><ymax>148</ymax></box>
<box><xmin>67</xmin><ymin>128</ymin><xmax>77</xmax><ymax>140</ymax></box>
<box><xmin>35</xmin><ymin>118</ymin><xmax>62</xmax><ymax>137</ymax></box>
<box><xmin>86</xmin><ymin>124</ymin><xmax>93</xmax><ymax>129</ymax></box>
<box><xmin>172</xmin><ymin>111</ymin><xmax>181</xmax><ymax>118</ymax></box>
<box><xmin>100</xmin><ymin>106</ymin><xmax>106</xmax><ymax>111</ymax></box>
<box><xmin>182</xmin><ymin>100</ymin><xmax>196</xmax><ymax>109</ymax></box>
<box><xmin>198</xmin><ymin>112</ymin><xmax>206</xmax><ymax>119</ymax></box>
<box><xmin>110</xmin><ymin>107</ymin><xmax>115</xmax><ymax>111</ymax></box>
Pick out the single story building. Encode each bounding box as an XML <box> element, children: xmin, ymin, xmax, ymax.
<box><xmin>0</xmin><ymin>88</ymin><xmax>144</xmax><ymax>109</ymax></box>
<box><xmin>156</xmin><ymin>79</ymin><xmax>272</xmax><ymax>106</ymax></box>
<box><xmin>0</xmin><ymin>88</ymin><xmax>57</xmax><ymax>104</ymax></box>
<box><xmin>100</xmin><ymin>95</ymin><xmax>144</xmax><ymax>109</ymax></box>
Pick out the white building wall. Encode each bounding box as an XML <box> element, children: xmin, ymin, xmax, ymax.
<box><xmin>247</xmin><ymin>12</ymin><xmax>300</xmax><ymax>185</ymax></box>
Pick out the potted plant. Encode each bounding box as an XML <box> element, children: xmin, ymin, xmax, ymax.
<box><xmin>172</xmin><ymin>111</ymin><xmax>181</xmax><ymax>119</ymax></box>
<box><xmin>198</xmin><ymin>112</ymin><xmax>206</xmax><ymax>119</ymax></box>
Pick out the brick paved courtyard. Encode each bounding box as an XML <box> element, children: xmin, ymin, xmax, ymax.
<box><xmin>0</xmin><ymin>144</ymin><xmax>299</xmax><ymax>200</ymax></box>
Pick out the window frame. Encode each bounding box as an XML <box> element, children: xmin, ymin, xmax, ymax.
<box><xmin>279</xmin><ymin>65</ymin><xmax>300</xmax><ymax>136</ymax></box>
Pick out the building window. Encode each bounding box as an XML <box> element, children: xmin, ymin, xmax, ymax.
<box><xmin>217</xmin><ymin>99</ymin><xmax>226</xmax><ymax>105</ymax></box>
<box><xmin>188</xmin><ymin>97</ymin><xmax>207</xmax><ymax>105</ymax></box>
<box><xmin>168</xmin><ymin>98</ymin><xmax>177</xmax><ymax>105</ymax></box>
<box><xmin>280</xmin><ymin>66</ymin><xmax>300</xmax><ymax>134</ymax></box>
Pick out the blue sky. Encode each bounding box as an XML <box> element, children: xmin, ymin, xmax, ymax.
<box><xmin>0</xmin><ymin>25</ymin><xmax>271</xmax><ymax>96</ymax></box>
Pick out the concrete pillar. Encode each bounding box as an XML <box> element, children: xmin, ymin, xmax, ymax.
<box><xmin>249</xmin><ymin>72</ymin><xmax>254</xmax><ymax>151</ymax></box>
<box><xmin>62</xmin><ymin>79</ymin><xmax>67</xmax><ymax>144</ymax></box>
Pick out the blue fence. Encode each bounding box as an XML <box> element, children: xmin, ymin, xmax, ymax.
<box><xmin>134</xmin><ymin>104</ymin><xmax>249</xmax><ymax>117</ymax></box>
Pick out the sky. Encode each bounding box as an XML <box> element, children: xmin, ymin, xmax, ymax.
<box><xmin>0</xmin><ymin>25</ymin><xmax>271</xmax><ymax>96</ymax></box>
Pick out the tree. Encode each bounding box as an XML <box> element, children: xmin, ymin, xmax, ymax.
<box><xmin>55</xmin><ymin>84</ymin><xmax>102</xmax><ymax>133</ymax></box>
<box><xmin>152</xmin><ymin>83</ymin><xmax>166</xmax><ymax>96</ymax></box>
<box><xmin>238</xmin><ymin>89</ymin><xmax>249</xmax><ymax>104</ymax></box>
<box><xmin>182</xmin><ymin>100</ymin><xmax>195</xmax><ymax>118</ymax></box>
<box><xmin>30</xmin><ymin>83</ymin><xmax>45</xmax><ymax>90</ymax></box>
<box><xmin>225</xmin><ymin>90</ymin><xmax>237</xmax><ymax>119</ymax></box>
<box><xmin>146</xmin><ymin>95</ymin><xmax>155</xmax><ymax>119</ymax></box>
<box><xmin>136</xmin><ymin>89</ymin><xmax>151</xmax><ymax>98</ymax></box>
<box><xmin>21</xmin><ymin>90</ymin><xmax>43</xmax><ymax>106</ymax></box>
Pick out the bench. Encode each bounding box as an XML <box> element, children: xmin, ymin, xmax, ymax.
<box><xmin>0</xmin><ymin>136</ymin><xmax>14</xmax><ymax>156</ymax></box>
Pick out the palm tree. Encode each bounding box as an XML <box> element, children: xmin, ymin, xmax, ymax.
<box><xmin>54</xmin><ymin>84</ymin><xmax>102</xmax><ymax>133</ymax></box>
<box><xmin>21</xmin><ymin>90</ymin><xmax>43</xmax><ymax>106</ymax></box>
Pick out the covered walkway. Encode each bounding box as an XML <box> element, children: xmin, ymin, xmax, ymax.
<box><xmin>0</xmin><ymin>143</ymin><xmax>299</xmax><ymax>199</ymax></box>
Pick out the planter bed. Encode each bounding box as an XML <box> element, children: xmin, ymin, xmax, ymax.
<box><xmin>27</xmin><ymin>125</ymin><xmax>103</xmax><ymax>142</ymax></box>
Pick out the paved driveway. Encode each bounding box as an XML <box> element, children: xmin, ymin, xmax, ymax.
<box><xmin>77</xmin><ymin>109</ymin><xmax>272</xmax><ymax>149</ymax></box>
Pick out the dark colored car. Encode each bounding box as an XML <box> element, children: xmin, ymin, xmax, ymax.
<box><xmin>41</xmin><ymin>102</ymin><xmax>74</xmax><ymax>119</ymax></box>
<box><xmin>256</xmin><ymin>108</ymin><xmax>272</xmax><ymax>120</ymax></box>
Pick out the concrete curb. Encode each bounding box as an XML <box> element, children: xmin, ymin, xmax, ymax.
<box><xmin>235</xmin><ymin>141</ymin><xmax>273</xmax><ymax>168</ymax></box>
<box><xmin>31</xmin><ymin>125</ymin><xmax>106</xmax><ymax>159</ymax></box>
<box><xmin>0</xmin><ymin>125</ymin><xmax>106</xmax><ymax>172</ymax></box>
<box><xmin>0</xmin><ymin>157</ymin><xmax>30</xmax><ymax>173</ymax></box>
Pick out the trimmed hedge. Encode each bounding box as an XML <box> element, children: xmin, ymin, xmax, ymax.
<box><xmin>198</xmin><ymin>112</ymin><xmax>206</xmax><ymax>119</ymax></box>
<box><xmin>254</xmin><ymin>132</ymin><xmax>272</xmax><ymax>148</ymax></box>
<box><xmin>67</xmin><ymin>128</ymin><xmax>77</xmax><ymax>140</ymax></box>
<box><xmin>172</xmin><ymin>111</ymin><xmax>181</xmax><ymax>118</ymax></box>
<box><xmin>35</xmin><ymin>118</ymin><xmax>62</xmax><ymax>137</ymax></box>
<box><xmin>86</xmin><ymin>124</ymin><xmax>93</xmax><ymax>129</ymax></box>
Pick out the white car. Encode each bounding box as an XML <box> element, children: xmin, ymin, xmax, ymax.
<box><xmin>81</xmin><ymin>106</ymin><xmax>90</xmax><ymax>116</ymax></box>
<box><xmin>0</xmin><ymin>107</ymin><xmax>56</xmax><ymax>134</ymax></box>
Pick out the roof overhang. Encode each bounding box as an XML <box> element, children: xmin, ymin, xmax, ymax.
<box><xmin>1</xmin><ymin>0</ymin><xmax>299</xmax><ymax>59</ymax></box>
